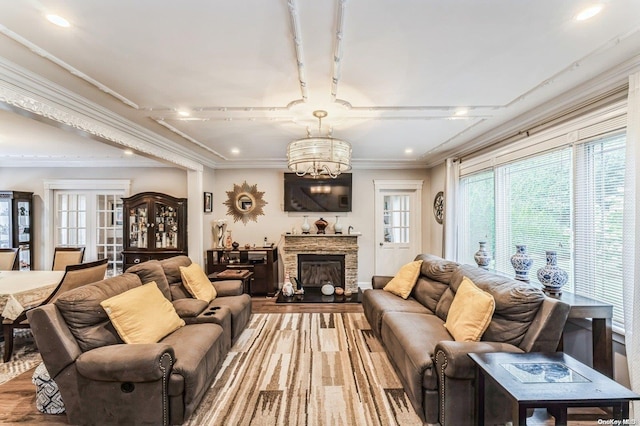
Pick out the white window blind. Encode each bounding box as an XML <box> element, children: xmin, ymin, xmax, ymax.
<box><xmin>459</xmin><ymin>170</ymin><xmax>495</xmax><ymax>267</ymax></box>
<box><xmin>574</xmin><ymin>134</ymin><xmax>626</xmax><ymax>323</ymax></box>
<box><xmin>493</xmin><ymin>148</ymin><xmax>573</xmax><ymax>278</ymax></box>
<box><xmin>459</xmin><ymin>132</ymin><xmax>626</xmax><ymax>326</ymax></box>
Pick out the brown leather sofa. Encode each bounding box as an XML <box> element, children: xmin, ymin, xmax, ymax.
<box><xmin>363</xmin><ymin>254</ymin><xmax>570</xmax><ymax>426</ymax></box>
<box><xmin>27</xmin><ymin>255</ymin><xmax>251</xmax><ymax>425</ymax></box>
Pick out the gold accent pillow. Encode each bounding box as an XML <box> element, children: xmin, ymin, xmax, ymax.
<box><xmin>383</xmin><ymin>260</ymin><xmax>423</xmax><ymax>299</ymax></box>
<box><xmin>179</xmin><ymin>263</ymin><xmax>217</xmax><ymax>302</ymax></box>
<box><xmin>100</xmin><ymin>282</ymin><xmax>185</xmax><ymax>344</ymax></box>
<box><xmin>444</xmin><ymin>277</ymin><xmax>495</xmax><ymax>342</ymax></box>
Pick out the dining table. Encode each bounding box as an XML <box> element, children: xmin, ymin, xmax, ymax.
<box><xmin>0</xmin><ymin>270</ymin><xmax>64</xmax><ymax>321</ymax></box>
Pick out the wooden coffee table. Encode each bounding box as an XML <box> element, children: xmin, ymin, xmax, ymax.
<box><xmin>469</xmin><ymin>352</ymin><xmax>639</xmax><ymax>426</ymax></box>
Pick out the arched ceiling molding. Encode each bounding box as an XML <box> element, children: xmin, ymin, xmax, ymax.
<box><xmin>0</xmin><ymin>58</ymin><xmax>206</xmax><ymax>171</ymax></box>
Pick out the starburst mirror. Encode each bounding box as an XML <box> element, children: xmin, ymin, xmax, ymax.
<box><xmin>224</xmin><ymin>181</ymin><xmax>267</xmax><ymax>224</ymax></box>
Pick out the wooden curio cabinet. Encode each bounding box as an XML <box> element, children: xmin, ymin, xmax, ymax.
<box><xmin>0</xmin><ymin>191</ymin><xmax>33</xmax><ymax>270</ymax></box>
<box><xmin>121</xmin><ymin>192</ymin><xmax>187</xmax><ymax>271</ymax></box>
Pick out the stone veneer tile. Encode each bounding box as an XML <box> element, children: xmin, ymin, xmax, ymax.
<box><xmin>283</xmin><ymin>235</ymin><xmax>359</xmax><ymax>292</ymax></box>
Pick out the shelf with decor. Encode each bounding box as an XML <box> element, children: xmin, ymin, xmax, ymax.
<box><xmin>0</xmin><ymin>191</ymin><xmax>33</xmax><ymax>270</ymax></box>
<box><xmin>206</xmin><ymin>247</ymin><xmax>278</xmax><ymax>296</ymax></box>
<box><xmin>121</xmin><ymin>192</ymin><xmax>187</xmax><ymax>270</ymax></box>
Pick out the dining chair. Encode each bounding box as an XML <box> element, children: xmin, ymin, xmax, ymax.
<box><xmin>0</xmin><ymin>247</ymin><xmax>20</xmax><ymax>270</ymax></box>
<box><xmin>51</xmin><ymin>246</ymin><xmax>86</xmax><ymax>271</ymax></box>
<box><xmin>2</xmin><ymin>258</ymin><xmax>108</xmax><ymax>362</ymax></box>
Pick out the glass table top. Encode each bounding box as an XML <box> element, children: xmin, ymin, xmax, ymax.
<box><xmin>501</xmin><ymin>362</ymin><xmax>591</xmax><ymax>384</ymax></box>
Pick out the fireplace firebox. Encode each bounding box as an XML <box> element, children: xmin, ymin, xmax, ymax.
<box><xmin>298</xmin><ymin>254</ymin><xmax>345</xmax><ymax>288</ymax></box>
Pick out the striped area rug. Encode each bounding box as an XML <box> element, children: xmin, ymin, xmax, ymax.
<box><xmin>0</xmin><ymin>329</ymin><xmax>42</xmax><ymax>385</ymax></box>
<box><xmin>186</xmin><ymin>312</ymin><xmax>422</xmax><ymax>426</ymax></box>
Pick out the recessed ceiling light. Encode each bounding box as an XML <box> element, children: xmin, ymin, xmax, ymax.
<box><xmin>46</xmin><ymin>14</ymin><xmax>70</xmax><ymax>28</ymax></box>
<box><xmin>123</xmin><ymin>149</ymin><xmax>134</xmax><ymax>156</ymax></box>
<box><xmin>404</xmin><ymin>148</ymin><xmax>413</xmax><ymax>154</ymax></box>
<box><xmin>230</xmin><ymin>148</ymin><xmax>240</xmax><ymax>155</ymax></box>
<box><xmin>576</xmin><ymin>4</ymin><xmax>603</xmax><ymax>21</ymax></box>
<box><xmin>178</xmin><ymin>110</ymin><xmax>190</xmax><ymax>117</ymax></box>
<box><xmin>455</xmin><ymin>108</ymin><xmax>468</xmax><ymax>116</ymax></box>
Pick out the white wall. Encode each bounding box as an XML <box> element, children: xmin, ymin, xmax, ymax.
<box><xmin>0</xmin><ymin>166</ymin><xmax>187</xmax><ymax>268</ymax></box>
<box><xmin>212</xmin><ymin>168</ymin><xmax>429</xmax><ymax>286</ymax></box>
<box><xmin>425</xmin><ymin>162</ymin><xmax>446</xmax><ymax>257</ymax></box>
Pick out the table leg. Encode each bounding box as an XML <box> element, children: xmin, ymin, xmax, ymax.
<box><xmin>476</xmin><ymin>369</ymin><xmax>485</xmax><ymax>426</ymax></box>
<box><xmin>548</xmin><ymin>404</ymin><xmax>568</xmax><ymax>425</ymax></box>
<box><xmin>592</xmin><ymin>317</ymin><xmax>613</xmax><ymax>378</ymax></box>
<box><xmin>612</xmin><ymin>401</ymin><xmax>629</xmax><ymax>420</ymax></box>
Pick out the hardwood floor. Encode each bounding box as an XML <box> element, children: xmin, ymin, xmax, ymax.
<box><xmin>0</xmin><ymin>296</ymin><xmax>607</xmax><ymax>425</ymax></box>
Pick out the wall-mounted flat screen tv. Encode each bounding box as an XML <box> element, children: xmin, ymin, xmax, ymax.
<box><xmin>284</xmin><ymin>173</ymin><xmax>352</xmax><ymax>212</ymax></box>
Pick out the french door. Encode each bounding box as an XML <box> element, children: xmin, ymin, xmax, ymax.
<box><xmin>374</xmin><ymin>180</ymin><xmax>423</xmax><ymax>276</ymax></box>
<box><xmin>54</xmin><ymin>191</ymin><xmax>124</xmax><ymax>276</ymax></box>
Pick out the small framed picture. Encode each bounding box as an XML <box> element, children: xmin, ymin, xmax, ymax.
<box><xmin>204</xmin><ymin>192</ymin><xmax>213</xmax><ymax>213</ymax></box>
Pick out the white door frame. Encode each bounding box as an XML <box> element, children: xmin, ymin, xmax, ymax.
<box><xmin>373</xmin><ymin>179</ymin><xmax>423</xmax><ymax>275</ymax></box>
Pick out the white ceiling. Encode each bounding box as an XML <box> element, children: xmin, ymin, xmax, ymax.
<box><xmin>1</xmin><ymin>1</ymin><xmax>639</xmax><ymax>169</ymax></box>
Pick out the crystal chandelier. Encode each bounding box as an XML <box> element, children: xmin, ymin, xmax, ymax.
<box><xmin>287</xmin><ymin>110</ymin><xmax>352</xmax><ymax>178</ymax></box>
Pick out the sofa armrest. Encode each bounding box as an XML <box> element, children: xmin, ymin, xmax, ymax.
<box><xmin>434</xmin><ymin>341</ymin><xmax>523</xmax><ymax>380</ymax></box>
<box><xmin>212</xmin><ymin>279</ymin><xmax>244</xmax><ymax>297</ymax></box>
<box><xmin>27</xmin><ymin>304</ymin><xmax>82</xmax><ymax>379</ymax></box>
<box><xmin>371</xmin><ymin>275</ymin><xmax>394</xmax><ymax>289</ymax></box>
<box><xmin>76</xmin><ymin>344</ymin><xmax>174</xmax><ymax>382</ymax></box>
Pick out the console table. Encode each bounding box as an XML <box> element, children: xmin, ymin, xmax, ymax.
<box><xmin>555</xmin><ymin>291</ymin><xmax>613</xmax><ymax>378</ymax></box>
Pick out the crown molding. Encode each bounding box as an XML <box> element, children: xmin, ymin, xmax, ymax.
<box><xmin>423</xmin><ymin>54</ymin><xmax>640</xmax><ymax>168</ymax></box>
<box><xmin>0</xmin><ymin>57</ymin><xmax>211</xmax><ymax>171</ymax></box>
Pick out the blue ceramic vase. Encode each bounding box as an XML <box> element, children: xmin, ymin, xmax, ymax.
<box><xmin>537</xmin><ymin>250</ymin><xmax>568</xmax><ymax>296</ymax></box>
<box><xmin>510</xmin><ymin>244</ymin><xmax>533</xmax><ymax>281</ymax></box>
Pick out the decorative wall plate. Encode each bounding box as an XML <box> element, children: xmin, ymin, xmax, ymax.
<box><xmin>433</xmin><ymin>191</ymin><xmax>444</xmax><ymax>224</ymax></box>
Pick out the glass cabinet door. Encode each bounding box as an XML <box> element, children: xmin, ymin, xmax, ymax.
<box><xmin>128</xmin><ymin>203</ymin><xmax>149</xmax><ymax>248</ymax></box>
<box><xmin>0</xmin><ymin>198</ymin><xmax>10</xmax><ymax>248</ymax></box>
<box><xmin>17</xmin><ymin>200</ymin><xmax>31</xmax><ymax>269</ymax></box>
<box><xmin>154</xmin><ymin>202</ymin><xmax>179</xmax><ymax>249</ymax></box>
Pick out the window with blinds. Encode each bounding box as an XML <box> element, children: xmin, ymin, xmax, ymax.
<box><xmin>459</xmin><ymin>131</ymin><xmax>626</xmax><ymax>326</ymax></box>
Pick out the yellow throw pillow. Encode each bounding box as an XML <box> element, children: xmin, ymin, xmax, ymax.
<box><xmin>383</xmin><ymin>260</ymin><xmax>423</xmax><ymax>299</ymax></box>
<box><xmin>100</xmin><ymin>282</ymin><xmax>185</xmax><ymax>344</ymax></box>
<box><xmin>179</xmin><ymin>263</ymin><xmax>217</xmax><ymax>302</ymax></box>
<box><xmin>444</xmin><ymin>277</ymin><xmax>495</xmax><ymax>342</ymax></box>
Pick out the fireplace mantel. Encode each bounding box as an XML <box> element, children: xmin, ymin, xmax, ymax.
<box><xmin>283</xmin><ymin>234</ymin><xmax>359</xmax><ymax>292</ymax></box>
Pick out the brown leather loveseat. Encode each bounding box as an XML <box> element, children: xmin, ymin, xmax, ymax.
<box><xmin>27</xmin><ymin>255</ymin><xmax>251</xmax><ymax>425</ymax></box>
<box><xmin>363</xmin><ymin>253</ymin><xmax>570</xmax><ymax>425</ymax></box>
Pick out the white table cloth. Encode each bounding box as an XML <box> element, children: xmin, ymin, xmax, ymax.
<box><xmin>0</xmin><ymin>270</ymin><xmax>64</xmax><ymax>321</ymax></box>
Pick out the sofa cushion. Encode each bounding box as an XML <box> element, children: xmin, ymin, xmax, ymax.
<box><xmin>449</xmin><ymin>265</ymin><xmax>545</xmax><ymax>347</ymax></box>
<box><xmin>160</xmin><ymin>255</ymin><xmax>192</xmax><ymax>285</ymax></box>
<box><xmin>411</xmin><ymin>276</ymin><xmax>450</xmax><ymax>313</ymax></box>
<box><xmin>362</xmin><ymin>289</ymin><xmax>432</xmax><ymax>337</ymax></box>
<box><xmin>172</xmin><ymin>298</ymin><xmax>208</xmax><ymax>318</ymax></box>
<box><xmin>100</xmin><ymin>281</ymin><xmax>184</xmax><ymax>343</ymax></box>
<box><xmin>383</xmin><ymin>260</ymin><xmax>423</xmax><ymax>299</ymax></box>
<box><xmin>55</xmin><ymin>273</ymin><xmax>143</xmax><ymax>352</ymax></box>
<box><xmin>126</xmin><ymin>260</ymin><xmax>172</xmax><ymax>300</ymax></box>
<box><xmin>101</xmin><ymin>282</ymin><xmax>185</xmax><ymax>344</ymax></box>
<box><xmin>162</xmin><ymin>323</ymin><xmax>224</xmax><ymax>419</ymax></box>
<box><xmin>208</xmin><ymin>294</ymin><xmax>252</xmax><ymax>343</ymax></box>
<box><xmin>179</xmin><ymin>263</ymin><xmax>217</xmax><ymax>302</ymax></box>
<box><xmin>444</xmin><ymin>277</ymin><xmax>495</xmax><ymax>342</ymax></box>
<box><xmin>415</xmin><ymin>254</ymin><xmax>460</xmax><ymax>282</ymax></box>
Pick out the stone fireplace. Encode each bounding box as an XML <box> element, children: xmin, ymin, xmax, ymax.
<box><xmin>283</xmin><ymin>235</ymin><xmax>359</xmax><ymax>292</ymax></box>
